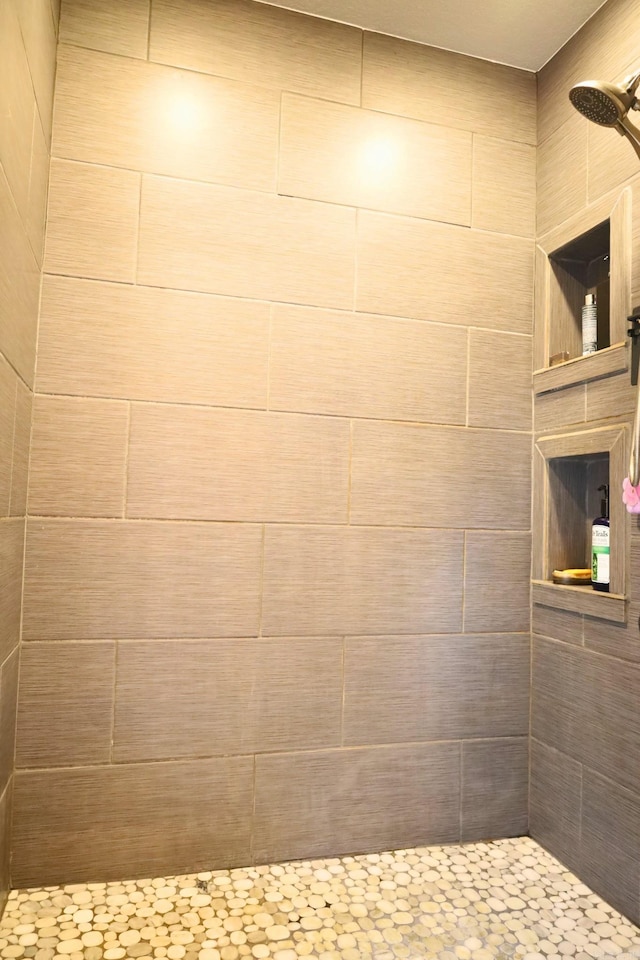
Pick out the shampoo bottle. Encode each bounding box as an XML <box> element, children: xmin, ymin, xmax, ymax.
<box><xmin>591</xmin><ymin>483</ymin><xmax>610</xmax><ymax>593</ymax></box>
<box><xmin>582</xmin><ymin>293</ymin><xmax>598</xmax><ymax>355</ymax></box>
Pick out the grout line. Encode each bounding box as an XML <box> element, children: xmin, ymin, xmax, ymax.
<box><xmin>257</xmin><ymin>524</ymin><xmax>266</xmax><ymax>639</ymax></box>
<box><xmin>249</xmin><ymin>754</ymin><xmax>257</xmax><ymax>866</ymax></box>
<box><xmin>465</xmin><ymin>328</ymin><xmax>471</xmax><ymax>427</ymax></box>
<box><xmin>469</xmin><ymin>134</ymin><xmax>475</xmax><ymax>228</ymax></box>
<box><xmin>353</xmin><ymin>206</ymin><xmax>359</xmax><ymax>312</ymax></box>
<box><xmin>346</xmin><ymin>420</ymin><xmax>353</xmax><ymax>525</ymax></box>
<box><xmin>14</xmin><ymin>733</ymin><xmax>531</xmax><ymax>774</ymax></box>
<box><xmin>461</xmin><ymin>530</ymin><xmax>467</xmax><ymax>632</ymax></box>
<box><xmin>122</xmin><ymin>402</ymin><xmax>132</xmax><ymax>519</ymax></box>
<box><xmin>22</xmin><ymin>514</ymin><xmax>532</xmax><ymax>534</ymax></box>
<box><xmin>22</xmin><ymin>630</ymin><xmax>532</xmax><ymax>645</ymax></box>
<box><xmin>265</xmin><ymin>305</ymin><xmax>273</xmax><ymax>412</ymax></box>
<box><xmin>47</xmin><ymin>153</ymin><xmax>537</xmax><ymax>243</ymax></box>
<box><xmin>6</xmin><ymin>378</ymin><xmax>19</xmax><ymax>516</ymax></box>
<box><xmin>458</xmin><ymin>741</ymin><xmax>463</xmax><ymax>842</ymax></box>
<box><xmin>31</xmin><ymin>389</ymin><xmax>533</xmax><ymax>434</ymax></box>
<box><xmin>340</xmin><ymin>637</ymin><xmax>346</xmax><ymax>747</ymax></box>
<box><xmin>41</xmin><ymin>268</ymin><xmax>535</xmax><ymax>338</ymax></box>
<box><xmin>146</xmin><ymin>0</ymin><xmax>152</xmax><ymax>60</ymax></box>
<box><xmin>359</xmin><ymin>31</ymin><xmax>364</xmax><ymax>108</ymax></box>
<box><xmin>275</xmin><ymin>94</ymin><xmax>283</xmax><ymax>193</ymax></box>
<box><xmin>134</xmin><ymin>173</ymin><xmax>143</xmax><ymax>280</ymax></box>
<box><xmin>109</xmin><ymin>642</ymin><xmax>119</xmax><ymax>763</ymax></box>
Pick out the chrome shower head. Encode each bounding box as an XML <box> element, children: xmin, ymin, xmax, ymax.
<box><xmin>569</xmin><ymin>69</ymin><xmax>640</xmax><ymax>160</ymax></box>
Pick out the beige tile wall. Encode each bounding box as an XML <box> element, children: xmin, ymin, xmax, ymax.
<box><xmin>533</xmin><ymin>0</ymin><xmax>640</xmax><ymax>925</ymax></box>
<box><xmin>0</xmin><ymin>0</ymin><xmax>58</xmax><ymax>909</ymax></box>
<box><xmin>13</xmin><ymin>0</ymin><xmax>535</xmax><ymax>885</ymax></box>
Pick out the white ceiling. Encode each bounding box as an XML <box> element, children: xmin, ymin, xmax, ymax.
<box><xmin>257</xmin><ymin>0</ymin><xmax>608</xmax><ymax>71</ymax></box>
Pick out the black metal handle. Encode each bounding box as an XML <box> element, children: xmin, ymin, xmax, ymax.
<box><xmin>627</xmin><ymin>308</ymin><xmax>640</xmax><ymax>385</ymax></box>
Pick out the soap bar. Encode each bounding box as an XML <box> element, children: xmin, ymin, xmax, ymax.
<box><xmin>552</xmin><ymin>568</ymin><xmax>592</xmax><ymax>585</ymax></box>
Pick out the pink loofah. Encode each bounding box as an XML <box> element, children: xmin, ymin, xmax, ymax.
<box><xmin>622</xmin><ymin>477</ymin><xmax>640</xmax><ymax>513</ymax></box>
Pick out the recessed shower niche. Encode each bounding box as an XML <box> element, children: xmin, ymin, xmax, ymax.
<box><xmin>533</xmin><ymin>188</ymin><xmax>631</xmax><ymax>394</ymax></box>
<box><xmin>532</xmin><ymin>425</ymin><xmax>628</xmax><ymax>622</ymax></box>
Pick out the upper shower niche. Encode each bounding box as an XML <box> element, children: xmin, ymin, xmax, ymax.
<box><xmin>549</xmin><ymin>219</ymin><xmax>611</xmax><ymax>361</ymax></box>
<box><xmin>533</xmin><ymin>188</ymin><xmax>631</xmax><ymax>396</ymax></box>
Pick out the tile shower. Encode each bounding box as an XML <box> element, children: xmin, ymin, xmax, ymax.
<box><xmin>0</xmin><ymin>0</ymin><xmax>640</xmax><ymax>953</ymax></box>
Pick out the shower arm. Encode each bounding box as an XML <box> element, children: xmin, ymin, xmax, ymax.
<box><xmin>616</xmin><ymin>114</ymin><xmax>640</xmax><ymax>161</ymax></box>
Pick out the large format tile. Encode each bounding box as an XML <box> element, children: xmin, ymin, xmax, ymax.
<box><xmin>350</xmin><ymin>421</ymin><xmax>531</xmax><ymax>529</ymax></box>
<box><xmin>464</xmin><ymin>533</ymin><xmax>531</xmax><ymax>633</ymax></box>
<box><xmin>14</xmin><ymin>0</ymin><xmax>57</xmax><ymax>143</ymax></box>
<box><xmin>15</xmin><ymin>641</ymin><xmax>115</xmax><ymax>767</ymax></box>
<box><xmin>23</xmin><ymin>520</ymin><xmax>263</xmax><ymax>640</ymax></box>
<box><xmin>362</xmin><ymin>33</ymin><xmax>536</xmax><ymax>144</ymax></box>
<box><xmin>37</xmin><ymin>277</ymin><xmax>270</xmax><ymax>408</ymax></box>
<box><xmin>0</xmin><ymin>783</ymin><xmax>10</xmax><ymax>911</ymax></box>
<box><xmin>44</xmin><ymin>160</ymin><xmax>140</xmax><ymax>283</ymax></box>
<box><xmin>583</xmin><ymin>538</ymin><xmax>640</xmax><ymax>664</ymax></box>
<box><xmin>113</xmin><ymin>638</ymin><xmax>342</xmax><ymax>762</ymax></box>
<box><xmin>12</xmin><ymin>757</ymin><xmax>254</xmax><ymax>886</ymax></box>
<box><xmin>0</xmin><ymin>0</ymin><xmax>36</xmax><ymax>221</ymax></box>
<box><xmin>537</xmin><ymin>115</ymin><xmax>588</xmax><ymax>237</ymax></box>
<box><xmin>270</xmin><ymin>305</ymin><xmax>467</xmax><ymax>424</ymax></box>
<box><xmin>59</xmin><ymin>0</ymin><xmax>150</xmax><ymax>58</ymax></box>
<box><xmin>534</xmin><ymin>383</ymin><xmax>585</xmax><ymax>435</ymax></box>
<box><xmin>532</xmin><ymin>604</ymin><xmax>583</xmax><ymax>646</ymax></box>
<box><xmin>472</xmin><ymin>136</ymin><xmax>536</xmax><ymax>238</ymax></box>
<box><xmin>0</xmin><ymin>166</ymin><xmax>40</xmax><ymax>386</ymax></box>
<box><xmin>9</xmin><ymin>379</ymin><xmax>32</xmax><ymax>518</ymax></box>
<box><xmin>357</xmin><ymin>211</ymin><xmax>533</xmax><ymax>332</ymax></box>
<box><xmin>29</xmin><ymin>396</ymin><xmax>129</xmax><ymax>517</ymax></box>
<box><xmin>532</xmin><ymin>636</ymin><xmax>640</xmax><ymax>795</ymax></box>
<box><xmin>0</xmin><ymin>520</ymin><xmax>24</xmax><ymax>665</ymax></box>
<box><xmin>25</xmin><ymin>112</ymin><xmax>49</xmax><ymax>266</ymax></box>
<box><xmin>0</xmin><ymin>359</ymin><xmax>16</xmax><ymax>517</ymax></box>
<box><xmin>253</xmin><ymin>742</ymin><xmax>461</xmax><ymax>864</ymax></box>
<box><xmin>529</xmin><ymin>738</ymin><xmax>582</xmax><ymax>877</ymax></box>
<box><xmin>149</xmin><ymin>0</ymin><xmax>362</xmax><ymax>104</ymax></box>
<box><xmin>53</xmin><ymin>45</ymin><xmax>280</xmax><ymax>191</ymax></box>
<box><xmin>138</xmin><ymin>176</ymin><xmax>355</xmax><ymax>309</ymax></box>
<box><xmin>127</xmin><ymin>405</ymin><xmax>349</xmax><ymax>523</ymax></box>
<box><xmin>587</xmin><ymin>117</ymin><xmax>637</xmax><ymax>203</ymax></box>
<box><xmin>531</xmin><ymin>637</ymin><xmax>582</xmax><ymax>759</ymax></box>
<box><xmin>461</xmin><ymin>738</ymin><xmax>529</xmax><ymax>842</ymax></box>
<box><xmin>0</xmin><ymin>650</ymin><xmax>19</xmax><ymax>798</ymax></box>
<box><xmin>468</xmin><ymin>331</ymin><xmax>532</xmax><ymax>431</ymax></box>
<box><xmin>262</xmin><ymin>526</ymin><xmax>464</xmax><ymax>637</ymax></box>
<box><xmin>278</xmin><ymin>93</ymin><xmax>472</xmax><ymax>224</ymax></box>
<box><xmin>581</xmin><ymin>769</ymin><xmax>640</xmax><ymax>925</ymax></box>
<box><xmin>343</xmin><ymin>634</ymin><xmax>529</xmax><ymax>745</ymax></box>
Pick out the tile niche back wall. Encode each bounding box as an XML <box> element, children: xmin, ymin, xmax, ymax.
<box><xmin>0</xmin><ymin>0</ymin><xmax>58</xmax><ymax>908</ymax></box>
<box><xmin>12</xmin><ymin>0</ymin><xmax>535</xmax><ymax>886</ymax></box>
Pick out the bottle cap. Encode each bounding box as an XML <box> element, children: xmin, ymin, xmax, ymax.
<box><xmin>585</xmin><ymin>293</ymin><xmax>596</xmax><ymax>305</ymax></box>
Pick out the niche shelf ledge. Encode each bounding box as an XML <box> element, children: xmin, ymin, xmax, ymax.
<box><xmin>532</xmin><ymin>579</ymin><xmax>627</xmax><ymax>623</ymax></box>
<box><xmin>533</xmin><ymin>341</ymin><xmax>628</xmax><ymax>395</ymax></box>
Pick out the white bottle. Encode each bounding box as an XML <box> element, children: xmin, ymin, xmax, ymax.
<box><xmin>582</xmin><ymin>293</ymin><xmax>597</xmax><ymax>355</ymax></box>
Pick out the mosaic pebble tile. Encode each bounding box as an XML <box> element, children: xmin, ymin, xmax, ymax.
<box><xmin>0</xmin><ymin>839</ymin><xmax>639</xmax><ymax>960</ymax></box>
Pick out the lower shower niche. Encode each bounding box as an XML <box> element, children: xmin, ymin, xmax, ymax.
<box><xmin>532</xmin><ymin>425</ymin><xmax>628</xmax><ymax>622</ymax></box>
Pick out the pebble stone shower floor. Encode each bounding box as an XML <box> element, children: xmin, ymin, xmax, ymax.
<box><xmin>1</xmin><ymin>838</ymin><xmax>639</xmax><ymax>960</ymax></box>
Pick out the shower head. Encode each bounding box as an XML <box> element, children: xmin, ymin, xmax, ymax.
<box><xmin>569</xmin><ymin>79</ymin><xmax>635</xmax><ymax>126</ymax></box>
<box><xmin>569</xmin><ymin>69</ymin><xmax>640</xmax><ymax>160</ymax></box>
